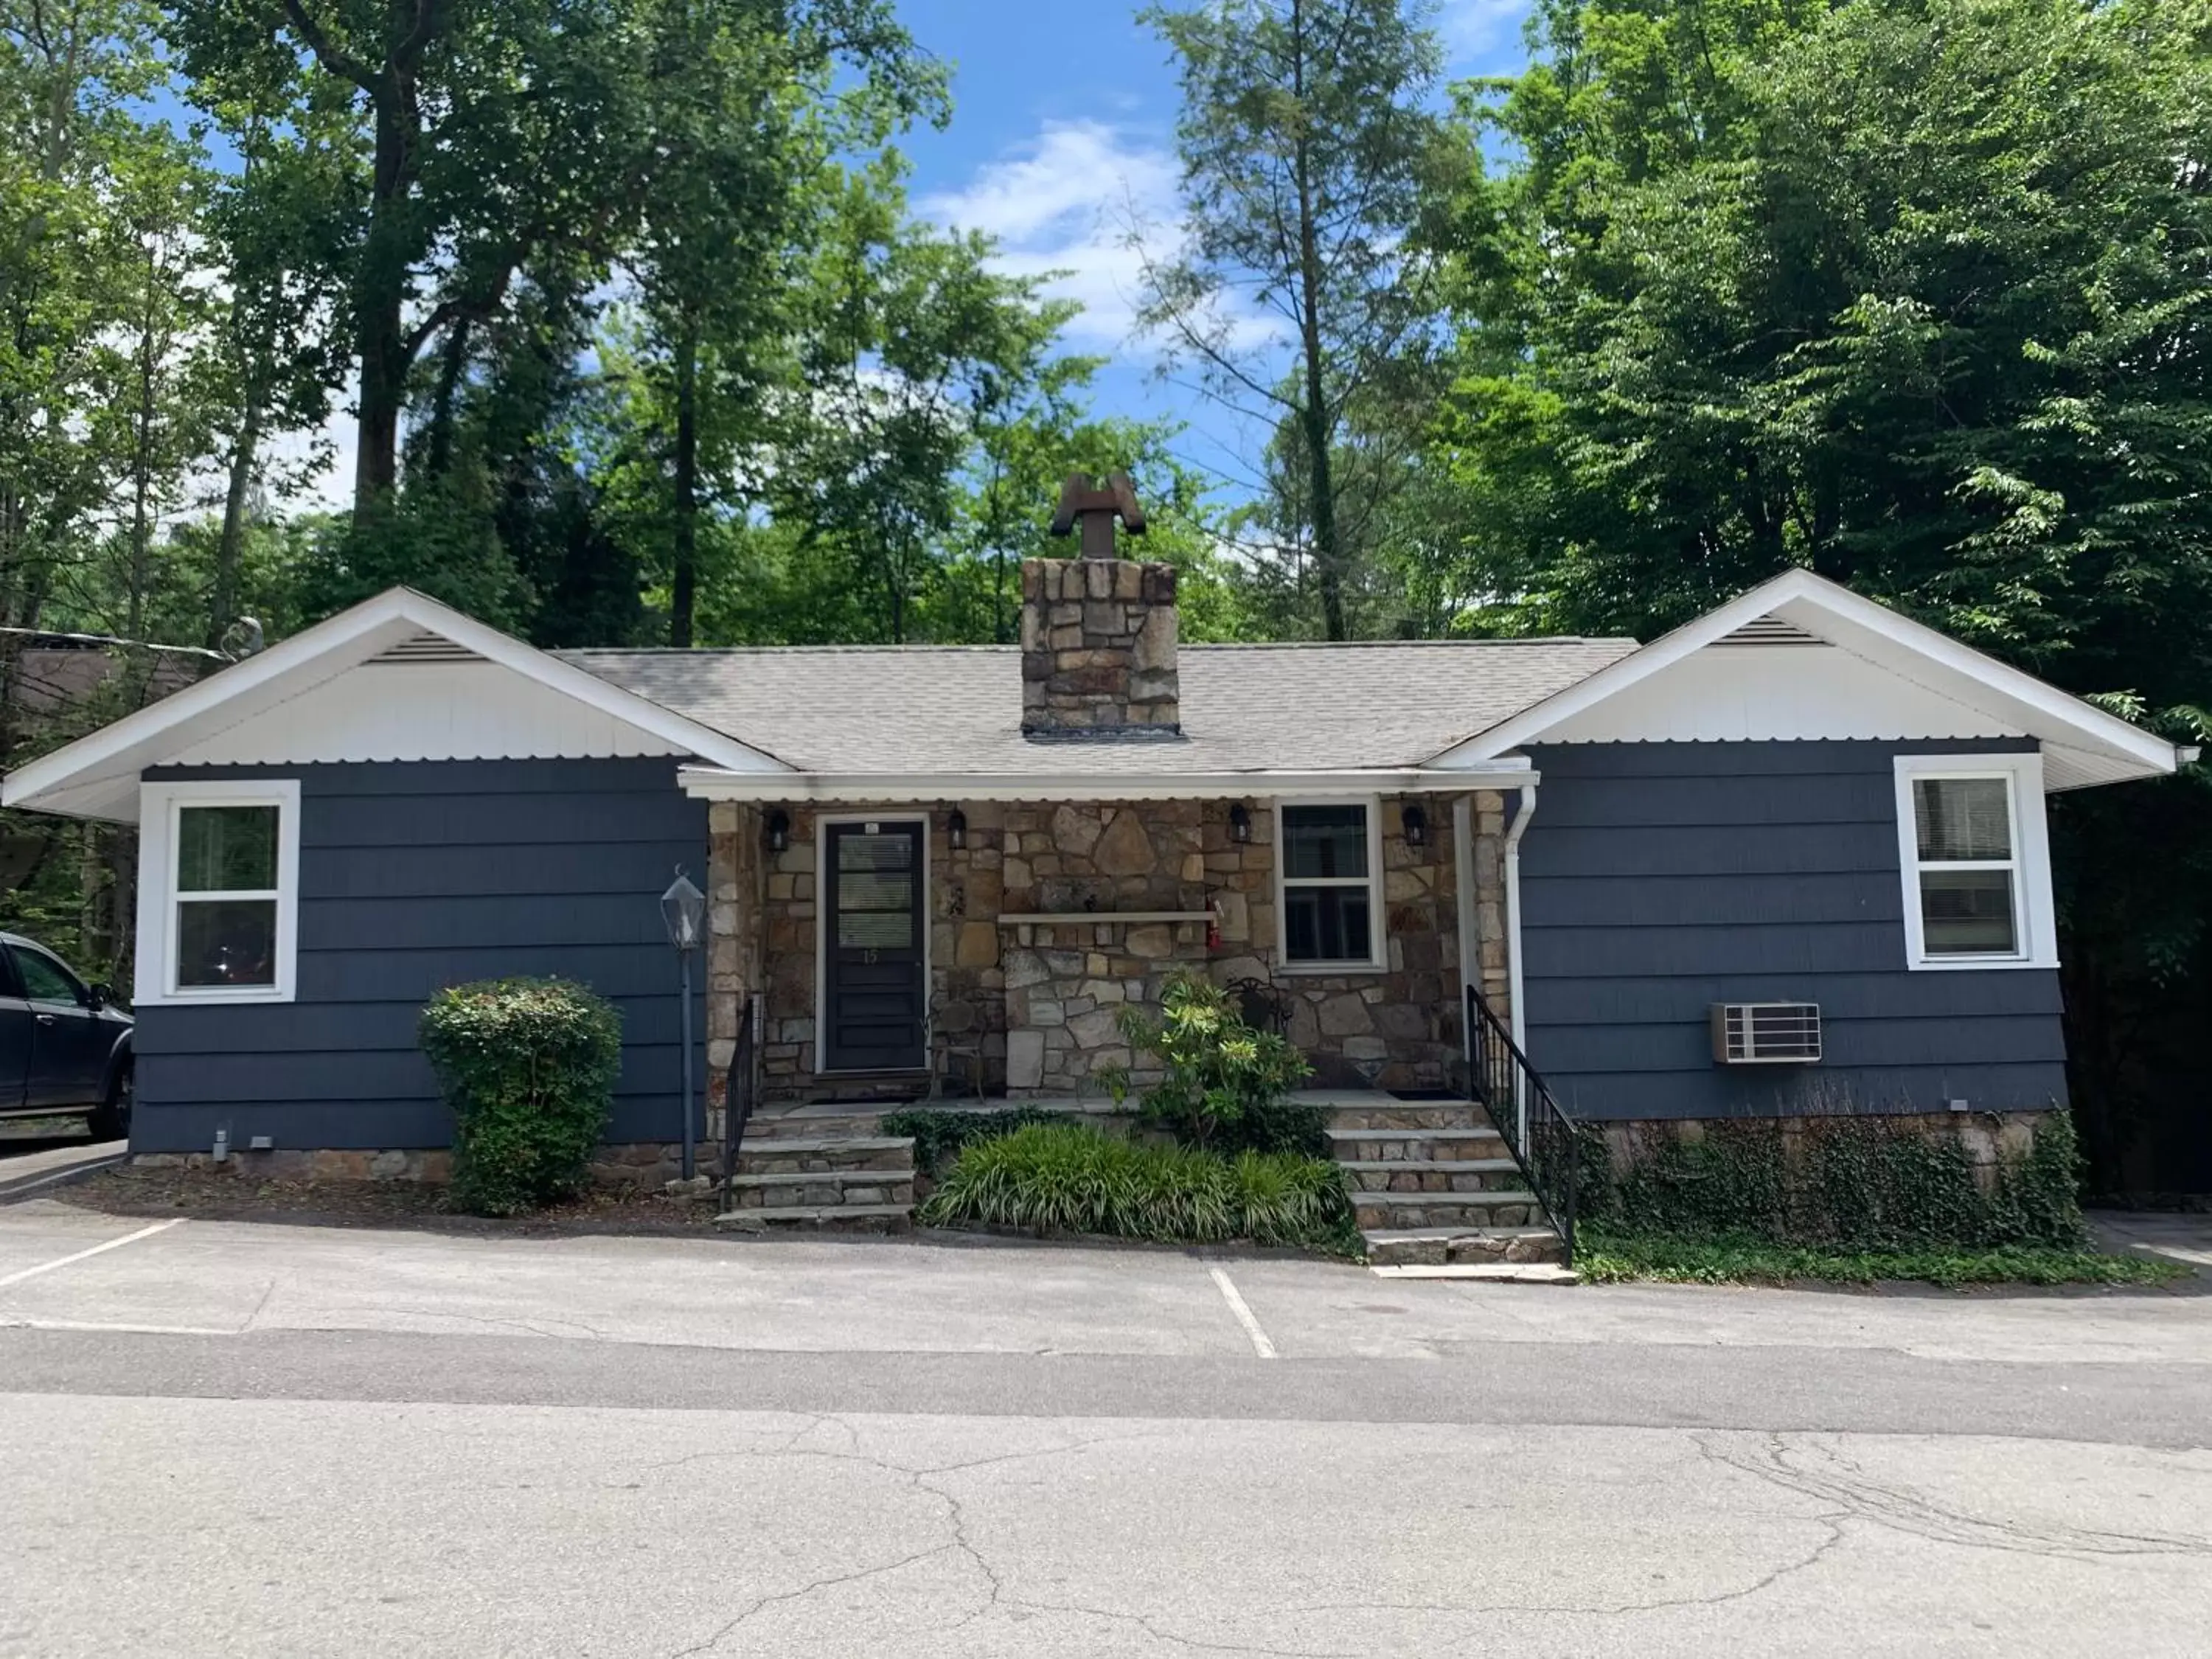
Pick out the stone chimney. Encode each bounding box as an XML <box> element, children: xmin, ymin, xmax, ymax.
<box><xmin>1020</xmin><ymin>473</ymin><xmax>1180</xmax><ymax>737</ymax></box>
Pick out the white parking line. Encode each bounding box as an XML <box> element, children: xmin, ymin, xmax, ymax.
<box><xmin>0</xmin><ymin>1218</ymin><xmax>184</xmax><ymax>1290</ymax></box>
<box><xmin>1207</xmin><ymin>1264</ymin><xmax>1277</xmax><ymax>1359</ymax></box>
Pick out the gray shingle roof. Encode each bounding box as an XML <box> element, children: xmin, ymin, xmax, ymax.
<box><xmin>554</xmin><ymin>639</ymin><xmax>1640</xmax><ymax>774</ymax></box>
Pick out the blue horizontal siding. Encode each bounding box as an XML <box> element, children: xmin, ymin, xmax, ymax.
<box><xmin>1521</xmin><ymin>740</ymin><xmax>2067</xmax><ymax>1121</ymax></box>
<box><xmin>132</xmin><ymin>757</ymin><xmax>708</xmax><ymax>1152</ymax></box>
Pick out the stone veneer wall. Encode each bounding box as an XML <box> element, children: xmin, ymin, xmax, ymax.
<box><xmin>1020</xmin><ymin>557</ymin><xmax>1180</xmax><ymax>734</ymax></box>
<box><xmin>999</xmin><ymin>801</ymin><xmax>1210</xmax><ymax>1096</ymax></box>
<box><xmin>706</xmin><ymin>792</ymin><xmax>1514</xmax><ymax>1108</ymax></box>
<box><xmin>1208</xmin><ymin>796</ymin><xmax>1508</xmax><ymax>1093</ymax></box>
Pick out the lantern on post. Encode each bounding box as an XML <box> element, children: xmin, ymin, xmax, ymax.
<box><xmin>661</xmin><ymin>869</ymin><xmax>707</xmax><ymax>1180</ymax></box>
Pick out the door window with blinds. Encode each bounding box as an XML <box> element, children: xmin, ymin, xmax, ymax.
<box><xmin>1892</xmin><ymin>756</ymin><xmax>2053</xmax><ymax>970</ymax></box>
<box><xmin>1278</xmin><ymin>800</ymin><xmax>1384</xmax><ymax>969</ymax></box>
<box><xmin>821</xmin><ymin>819</ymin><xmax>926</xmax><ymax>1072</ymax></box>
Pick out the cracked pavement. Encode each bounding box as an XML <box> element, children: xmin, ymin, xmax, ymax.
<box><xmin>0</xmin><ymin>1201</ymin><xmax>2208</xmax><ymax>1656</ymax></box>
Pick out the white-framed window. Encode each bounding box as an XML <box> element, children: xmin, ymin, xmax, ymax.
<box><xmin>1276</xmin><ymin>797</ymin><xmax>1386</xmax><ymax>972</ymax></box>
<box><xmin>1891</xmin><ymin>753</ymin><xmax>2056</xmax><ymax>971</ymax></box>
<box><xmin>135</xmin><ymin>779</ymin><xmax>302</xmax><ymax>1004</ymax></box>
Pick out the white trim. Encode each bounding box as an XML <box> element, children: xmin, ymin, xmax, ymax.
<box><xmin>1429</xmin><ymin>568</ymin><xmax>2181</xmax><ymax>787</ymax></box>
<box><xmin>3</xmin><ymin>587</ymin><xmax>789</xmax><ymax>822</ymax></box>
<box><xmin>1502</xmin><ymin>782</ymin><xmax>1536</xmax><ymax>1059</ymax></box>
<box><xmin>1274</xmin><ymin>796</ymin><xmax>1388</xmax><ymax>974</ymax></box>
<box><xmin>134</xmin><ymin>779</ymin><xmax>302</xmax><ymax>1006</ymax></box>
<box><xmin>812</xmin><ymin>812</ymin><xmax>932</xmax><ymax>1077</ymax></box>
<box><xmin>1891</xmin><ymin>752</ymin><xmax>2057</xmax><ymax>972</ymax></box>
<box><xmin>678</xmin><ymin>765</ymin><xmax>1536</xmax><ymax>804</ymax></box>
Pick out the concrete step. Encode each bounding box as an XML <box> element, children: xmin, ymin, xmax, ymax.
<box><xmin>1351</xmin><ymin>1189</ymin><xmax>1544</xmax><ymax>1229</ymax></box>
<box><xmin>1325</xmin><ymin>1128</ymin><xmax>1509</xmax><ymax>1163</ymax></box>
<box><xmin>713</xmin><ymin>1203</ymin><xmax>913</xmax><ymax>1233</ymax></box>
<box><xmin>1339</xmin><ymin>1158</ymin><xmax>1526</xmax><ymax>1194</ymax></box>
<box><xmin>1361</xmin><ymin>1225</ymin><xmax>1567</xmax><ymax>1268</ymax></box>
<box><xmin>723</xmin><ymin>1170</ymin><xmax>914</xmax><ymax>1208</ymax></box>
<box><xmin>1322</xmin><ymin>1101</ymin><xmax>1483</xmax><ymax>1133</ymax></box>
<box><xmin>736</xmin><ymin>1136</ymin><xmax>914</xmax><ymax>1175</ymax></box>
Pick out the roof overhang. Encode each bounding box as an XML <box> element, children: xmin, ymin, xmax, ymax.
<box><xmin>3</xmin><ymin>588</ymin><xmax>791</xmax><ymax>823</ymax></box>
<box><xmin>1427</xmin><ymin>568</ymin><xmax>2185</xmax><ymax>792</ymax></box>
<box><xmin>678</xmin><ymin>762</ymin><xmax>1537</xmax><ymax>804</ymax></box>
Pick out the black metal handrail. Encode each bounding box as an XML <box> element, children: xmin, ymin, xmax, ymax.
<box><xmin>1464</xmin><ymin>984</ymin><xmax>1579</xmax><ymax>1259</ymax></box>
<box><xmin>720</xmin><ymin>993</ymin><xmax>759</xmax><ymax>1209</ymax></box>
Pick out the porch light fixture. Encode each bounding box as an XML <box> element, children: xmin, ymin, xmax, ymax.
<box><xmin>765</xmin><ymin>809</ymin><xmax>790</xmax><ymax>854</ymax></box>
<box><xmin>1229</xmin><ymin>802</ymin><xmax>1252</xmax><ymax>844</ymax></box>
<box><xmin>1402</xmin><ymin>802</ymin><xmax>1427</xmax><ymax>847</ymax></box>
<box><xmin>947</xmin><ymin>808</ymin><xmax>967</xmax><ymax>850</ymax></box>
<box><xmin>661</xmin><ymin>869</ymin><xmax>707</xmax><ymax>1180</ymax></box>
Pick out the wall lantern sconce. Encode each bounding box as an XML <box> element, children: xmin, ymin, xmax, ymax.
<box><xmin>947</xmin><ymin>808</ymin><xmax>967</xmax><ymax>851</ymax></box>
<box><xmin>1402</xmin><ymin>802</ymin><xmax>1427</xmax><ymax>847</ymax></box>
<box><xmin>1229</xmin><ymin>802</ymin><xmax>1252</xmax><ymax>844</ymax></box>
<box><xmin>765</xmin><ymin>809</ymin><xmax>790</xmax><ymax>854</ymax></box>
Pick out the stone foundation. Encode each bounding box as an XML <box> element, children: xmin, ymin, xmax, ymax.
<box><xmin>134</xmin><ymin>1148</ymin><xmax>453</xmax><ymax>1182</ymax></box>
<box><xmin>1596</xmin><ymin>1108</ymin><xmax>2061</xmax><ymax>1197</ymax></box>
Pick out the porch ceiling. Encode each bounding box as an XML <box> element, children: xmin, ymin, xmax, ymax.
<box><xmin>675</xmin><ymin>765</ymin><xmax>1537</xmax><ymax>802</ymax></box>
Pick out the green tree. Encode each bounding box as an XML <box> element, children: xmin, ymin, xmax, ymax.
<box><xmin>1137</xmin><ymin>0</ymin><xmax>1453</xmax><ymax>639</ymax></box>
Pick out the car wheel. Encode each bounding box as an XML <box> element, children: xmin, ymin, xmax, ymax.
<box><xmin>87</xmin><ymin>1064</ymin><xmax>131</xmax><ymax>1143</ymax></box>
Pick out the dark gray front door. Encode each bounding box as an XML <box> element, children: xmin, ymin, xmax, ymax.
<box><xmin>823</xmin><ymin>821</ymin><xmax>926</xmax><ymax>1073</ymax></box>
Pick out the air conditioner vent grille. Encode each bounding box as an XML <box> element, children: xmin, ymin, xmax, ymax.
<box><xmin>1711</xmin><ymin>1001</ymin><xmax>1822</xmax><ymax>1065</ymax></box>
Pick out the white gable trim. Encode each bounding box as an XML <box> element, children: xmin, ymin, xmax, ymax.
<box><xmin>1428</xmin><ymin>569</ymin><xmax>2182</xmax><ymax>790</ymax></box>
<box><xmin>2</xmin><ymin>588</ymin><xmax>790</xmax><ymax>822</ymax></box>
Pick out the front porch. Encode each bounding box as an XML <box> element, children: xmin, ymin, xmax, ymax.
<box><xmin>700</xmin><ymin>792</ymin><xmax>1518</xmax><ymax>1116</ymax></box>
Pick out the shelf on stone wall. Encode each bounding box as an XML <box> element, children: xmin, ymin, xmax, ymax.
<box><xmin>993</xmin><ymin>911</ymin><xmax>1213</xmax><ymax>925</ymax></box>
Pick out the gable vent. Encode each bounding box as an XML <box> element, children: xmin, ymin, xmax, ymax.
<box><xmin>371</xmin><ymin>631</ymin><xmax>485</xmax><ymax>665</ymax></box>
<box><xmin>1711</xmin><ymin>1002</ymin><xmax>1822</xmax><ymax>1065</ymax></box>
<box><xmin>1716</xmin><ymin>613</ymin><xmax>1826</xmax><ymax>647</ymax></box>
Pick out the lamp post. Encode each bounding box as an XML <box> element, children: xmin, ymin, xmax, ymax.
<box><xmin>661</xmin><ymin>870</ymin><xmax>706</xmax><ymax>1180</ymax></box>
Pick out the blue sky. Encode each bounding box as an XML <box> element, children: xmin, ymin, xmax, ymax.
<box><xmin>249</xmin><ymin>1</ymin><xmax>1538</xmax><ymax>512</ymax></box>
<box><xmin>899</xmin><ymin>0</ymin><xmax>1538</xmax><ymax>505</ymax></box>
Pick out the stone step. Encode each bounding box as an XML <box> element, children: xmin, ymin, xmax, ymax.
<box><xmin>1322</xmin><ymin>1102</ymin><xmax>1483</xmax><ymax>1133</ymax></box>
<box><xmin>1351</xmin><ymin>1189</ymin><xmax>1544</xmax><ymax>1229</ymax></box>
<box><xmin>723</xmin><ymin>1170</ymin><xmax>915</xmax><ymax>1209</ymax></box>
<box><xmin>736</xmin><ymin>1136</ymin><xmax>914</xmax><ymax>1175</ymax></box>
<box><xmin>1338</xmin><ymin>1158</ymin><xmax>1526</xmax><ymax>1194</ymax></box>
<box><xmin>742</xmin><ymin>1110</ymin><xmax>894</xmax><ymax>1141</ymax></box>
<box><xmin>1325</xmin><ymin>1128</ymin><xmax>1509</xmax><ymax>1163</ymax></box>
<box><xmin>1361</xmin><ymin>1225</ymin><xmax>1567</xmax><ymax>1268</ymax></box>
<box><xmin>713</xmin><ymin>1203</ymin><xmax>913</xmax><ymax>1234</ymax></box>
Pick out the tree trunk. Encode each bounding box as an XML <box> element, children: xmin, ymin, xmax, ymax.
<box><xmin>421</xmin><ymin>313</ymin><xmax>472</xmax><ymax>482</ymax></box>
<box><xmin>353</xmin><ymin>98</ymin><xmax>415</xmax><ymax>518</ymax></box>
<box><xmin>209</xmin><ymin>400</ymin><xmax>261</xmax><ymax>651</ymax></box>
<box><xmin>126</xmin><ymin>245</ymin><xmax>158</xmax><ymax>639</ymax></box>
<box><xmin>1289</xmin><ymin>0</ymin><xmax>1347</xmax><ymax>641</ymax></box>
<box><xmin>670</xmin><ymin>321</ymin><xmax>700</xmax><ymax>647</ymax></box>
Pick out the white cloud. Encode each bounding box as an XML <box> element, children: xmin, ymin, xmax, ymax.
<box><xmin>919</xmin><ymin>119</ymin><xmax>1182</xmax><ymax>349</ymax></box>
<box><xmin>1438</xmin><ymin>0</ymin><xmax>1531</xmax><ymax>63</ymax></box>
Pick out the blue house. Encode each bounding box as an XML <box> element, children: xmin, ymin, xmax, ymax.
<box><xmin>5</xmin><ymin>495</ymin><xmax>2190</xmax><ymax>1259</ymax></box>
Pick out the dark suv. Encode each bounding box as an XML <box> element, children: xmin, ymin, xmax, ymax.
<box><xmin>0</xmin><ymin>933</ymin><xmax>133</xmax><ymax>1141</ymax></box>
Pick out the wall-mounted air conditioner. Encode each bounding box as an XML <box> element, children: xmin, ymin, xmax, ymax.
<box><xmin>1711</xmin><ymin>1002</ymin><xmax>1821</xmax><ymax>1065</ymax></box>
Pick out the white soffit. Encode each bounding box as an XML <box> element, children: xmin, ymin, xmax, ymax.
<box><xmin>1</xmin><ymin>589</ymin><xmax>787</xmax><ymax>823</ymax></box>
<box><xmin>172</xmin><ymin>657</ymin><xmax>689</xmax><ymax>767</ymax></box>
<box><xmin>1432</xmin><ymin>571</ymin><xmax>2180</xmax><ymax>791</ymax></box>
<box><xmin>1534</xmin><ymin>639</ymin><xmax>2024</xmax><ymax>745</ymax></box>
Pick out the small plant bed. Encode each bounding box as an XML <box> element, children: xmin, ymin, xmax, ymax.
<box><xmin>919</xmin><ymin>1121</ymin><xmax>1359</xmax><ymax>1257</ymax></box>
<box><xmin>58</xmin><ymin>1163</ymin><xmax>729</xmax><ymax>1236</ymax></box>
<box><xmin>1576</xmin><ymin>1225</ymin><xmax>2188</xmax><ymax>1288</ymax></box>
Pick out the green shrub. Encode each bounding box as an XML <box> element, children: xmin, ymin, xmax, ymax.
<box><xmin>1585</xmin><ymin>1110</ymin><xmax>2088</xmax><ymax>1251</ymax></box>
<box><xmin>420</xmin><ymin>977</ymin><xmax>622</xmax><ymax>1216</ymax></box>
<box><xmin>879</xmin><ymin>1106</ymin><xmax>1072</xmax><ymax>1176</ymax></box>
<box><xmin>918</xmin><ymin>1121</ymin><xmax>1349</xmax><ymax>1250</ymax></box>
<box><xmin>1102</xmin><ymin>973</ymin><xmax>1318</xmax><ymax>1155</ymax></box>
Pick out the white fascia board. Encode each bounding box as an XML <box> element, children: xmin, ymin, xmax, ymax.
<box><xmin>677</xmin><ymin>764</ymin><xmax>1537</xmax><ymax>803</ymax></box>
<box><xmin>3</xmin><ymin>588</ymin><xmax>790</xmax><ymax>822</ymax></box>
<box><xmin>1430</xmin><ymin>568</ymin><xmax>2181</xmax><ymax>785</ymax></box>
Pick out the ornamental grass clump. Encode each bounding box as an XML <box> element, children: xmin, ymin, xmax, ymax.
<box><xmin>918</xmin><ymin>1121</ymin><xmax>1349</xmax><ymax>1249</ymax></box>
<box><xmin>420</xmin><ymin>976</ymin><xmax>622</xmax><ymax>1216</ymax></box>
